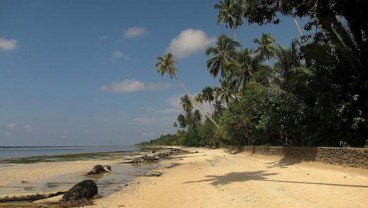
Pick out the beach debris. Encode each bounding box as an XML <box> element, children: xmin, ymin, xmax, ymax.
<box><xmin>124</xmin><ymin>148</ymin><xmax>191</xmax><ymax>164</ymax></box>
<box><xmin>145</xmin><ymin>171</ymin><xmax>163</xmax><ymax>177</ymax></box>
<box><xmin>104</xmin><ymin>165</ymin><xmax>112</xmax><ymax>172</ymax></box>
<box><xmin>166</xmin><ymin>163</ymin><xmax>181</xmax><ymax>169</ymax></box>
<box><xmin>0</xmin><ymin>191</ymin><xmax>65</xmax><ymax>203</ymax></box>
<box><xmin>60</xmin><ymin>179</ymin><xmax>98</xmax><ymax>207</ymax></box>
<box><xmin>33</xmin><ymin>194</ymin><xmax>63</xmax><ymax>205</ymax></box>
<box><xmin>86</xmin><ymin>165</ymin><xmax>111</xmax><ymax>175</ymax></box>
<box><xmin>125</xmin><ymin>155</ymin><xmax>159</xmax><ymax>164</ymax></box>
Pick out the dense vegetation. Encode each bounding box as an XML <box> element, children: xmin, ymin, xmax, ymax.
<box><xmin>139</xmin><ymin>0</ymin><xmax>368</xmax><ymax>148</ymax></box>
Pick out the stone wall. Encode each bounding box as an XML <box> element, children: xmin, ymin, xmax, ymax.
<box><xmin>229</xmin><ymin>146</ymin><xmax>368</xmax><ymax>169</ymax></box>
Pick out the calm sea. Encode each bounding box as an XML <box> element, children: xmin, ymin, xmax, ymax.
<box><xmin>0</xmin><ymin>146</ymin><xmax>138</xmax><ymax>160</ymax></box>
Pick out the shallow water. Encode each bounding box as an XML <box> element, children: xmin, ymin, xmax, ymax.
<box><xmin>0</xmin><ymin>163</ymin><xmax>157</xmax><ymax>198</ymax></box>
<box><xmin>0</xmin><ymin>146</ymin><xmax>138</xmax><ymax>160</ymax></box>
<box><xmin>0</xmin><ymin>147</ymin><xmax>162</xmax><ymax>202</ymax></box>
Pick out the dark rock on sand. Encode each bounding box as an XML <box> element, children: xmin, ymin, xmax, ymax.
<box><xmin>87</xmin><ymin>165</ymin><xmax>111</xmax><ymax>175</ymax></box>
<box><xmin>60</xmin><ymin>179</ymin><xmax>97</xmax><ymax>207</ymax></box>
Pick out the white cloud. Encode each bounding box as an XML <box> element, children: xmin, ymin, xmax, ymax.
<box><xmin>167</xmin><ymin>29</ymin><xmax>215</xmax><ymax>59</ymax></box>
<box><xmin>0</xmin><ymin>38</ymin><xmax>17</xmax><ymax>51</ymax></box>
<box><xmin>100</xmin><ymin>80</ymin><xmax>171</xmax><ymax>94</ymax></box>
<box><xmin>112</xmin><ymin>50</ymin><xmax>128</xmax><ymax>60</ymax></box>
<box><xmin>112</xmin><ymin>80</ymin><xmax>145</xmax><ymax>93</ymax></box>
<box><xmin>7</xmin><ymin>123</ymin><xmax>16</xmax><ymax>129</ymax></box>
<box><xmin>100</xmin><ymin>85</ymin><xmax>109</xmax><ymax>92</ymax></box>
<box><xmin>124</xmin><ymin>26</ymin><xmax>146</xmax><ymax>38</ymax></box>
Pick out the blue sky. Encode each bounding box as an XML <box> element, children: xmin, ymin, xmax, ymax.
<box><xmin>0</xmin><ymin>0</ymin><xmax>303</xmax><ymax>146</ymax></box>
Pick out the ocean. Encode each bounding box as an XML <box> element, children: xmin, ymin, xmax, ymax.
<box><xmin>0</xmin><ymin>146</ymin><xmax>139</xmax><ymax>160</ymax></box>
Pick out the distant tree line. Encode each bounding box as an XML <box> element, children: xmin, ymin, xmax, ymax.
<box><xmin>139</xmin><ymin>0</ymin><xmax>368</xmax><ymax>148</ymax></box>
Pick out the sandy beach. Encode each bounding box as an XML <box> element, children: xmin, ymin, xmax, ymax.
<box><xmin>91</xmin><ymin>148</ymin><xmax>368</xmax><ymax>208</ymax></box>
<box><xmin>1</xmin><ymin>148</ymin><xmax>368</xmax><ymax>207</ymax></box>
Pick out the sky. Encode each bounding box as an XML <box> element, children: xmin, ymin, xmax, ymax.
<box><xmin>0</xmin><ymin>0</ymin><xmax>304</xmax><ymax>146</ymax></box>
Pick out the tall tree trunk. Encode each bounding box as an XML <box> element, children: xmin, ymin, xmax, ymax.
<box><xmin>232</xmin><ymin>28</ymin><xmax>238</xmax><ymax>41</ymax></box>
<box><xmin>293</xmin><ymin>17</ymin><xmax>303</xmax><ymax>36</ymax></box>
<box><xmin>173</xmin><ymin>75</ymin><xmax>219</xmax><ymax>127</ymax></box>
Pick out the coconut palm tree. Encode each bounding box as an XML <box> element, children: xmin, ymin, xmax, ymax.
<box><xmin>214</xmin><ymin>0</ymin><xmax>242</xmax><ymax>40</ymax></box>
<box><xmin>228</xmin><ymin>48</ymin><xmax>262</xmax><ymax>92</ymax></box>
<box><xmin>176</xmin><ymin>114</ymin><xmax>187</xmax><ymax>129</ymax></box>
<box><xmin>254</xmin><ymin>33</ymin><xmax>276</xmax><ymax>65</ymax></box>
<box><xmin>202</xmin><ymin>86</ymin><xmax>215</xmax><ymax>112</ymax></box>
<box><xmin>206</xmin><ymin>34</ymin><xmax>240</xmax><ymax>79</ymax></box>
<box><xmin>213</xmin><ymin>100</ymin><xmax>225</xmax><ymax>117</ymax></box>
<box><xmin>180</xmin><ymin>95</ymin><xmax>202</xmax><ymax>127</ymax></box>
<box><xmin>180</xmin><ymin>95</ymin><xmax>193</xmax><ymax>114</ymax></box>
<box><xmin>215</xmin><ymin>80</ymin><xmax>236</xmax><ymax>105</ymax></box>
<box><xmin>156</xmin><ymin>53</ymin><xmax>219</xmax><ymax>127</ymax></box>
<box><xmin>193</xmin><ymin>110</ymin><xmax>202</xmax><ymax>124</ymax></box>
<box><xmin>194</xmin><ymin>93</ymin><xmax>204</xmax><ymax>105</ymax></box>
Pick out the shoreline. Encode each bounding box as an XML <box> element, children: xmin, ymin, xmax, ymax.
<box><xmin>0</xmin><ymin>148</ymin><xmax>162</xmax><ymax>203</ymax></box>
<box><xmin>1</xmin><ymin>147</ymin><xmax>368</xmax><ymax>207</ymax></box>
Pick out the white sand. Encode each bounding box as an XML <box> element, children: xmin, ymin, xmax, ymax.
<box><xmin>90</xmin><ymin>148</ymin><xmax>368</xmax><ymax>208</ymax></box>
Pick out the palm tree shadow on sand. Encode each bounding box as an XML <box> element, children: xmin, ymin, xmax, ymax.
<box><xmin>185</xmin><ymin>170</ymin><xmax>368</xmax><ymax>188</ymax></box>
<box><xmin>185</xmin><ymin>171</ymin><xmax>277</xmax><ymax>186</ymax></box>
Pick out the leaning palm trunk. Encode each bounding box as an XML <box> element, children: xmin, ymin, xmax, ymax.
<box><xmin>232</xmin><ymin>28</ymin><xmax>238</xmax><ymax>41</ymax></box>
<box><xmin>293</xmin><ymin>17</ymin><xmax>303</xmax><ymax>36</ymax></box>
<box><xmin>173</xmin><ymin>75</ymin><xmax>219</xmax><ymax>127</ymax></box>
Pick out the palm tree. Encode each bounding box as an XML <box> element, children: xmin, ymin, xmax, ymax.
<box><xmin>193</xmin><ymin>110</ymin><xmax>202</xmax><ymax>124</ymax></box>
<box><xmin>229</xmin><ymin>48</ymin><xmax>262</xmax><ymax>91</ymax></box>
<box><xmin>215</xmin><ymin>80</ymin><xmax>236</xmax><ymax>105</ymax></box>
<box><xmin>180</xmin><ymin>95</ymin><xmax>193</xmax><ymax>114</ymax></box>
<box><xmin>206</xmin><ymin>34</ymin><xmax>240</xmax><ymax>79</ymax></box>
<box><xmin>254</xmin><ymin>33</ymin><xmax>276</xmax><ymax>65</ymax></box>
<box><xmin>180</xmin><ymin>95</ymin><xmax>202</xmax><ymax>127</ymax></box>
<box><xmin>177</xmin><ymin>114</ymin><xmax>187</xmax><ymax>129</ymax></box>
<box><xmin>156</xmin><ymin>53</ymin><xmax>219</xmax><ymax>127</ymax></box>
<box><xmin>194</xmin><ymin>93</ymin><xmax>204</xmax><ymax>105</ymax></box>
<box><xmin>214</xmin><ymin>0</ymin><xmax>242</xmax><ymax>40</ymax></box>
<box><xmin>213</xmin><ymin>100</ymin><xmax>225</xmax><ymax>117</ymax></box>
<box><xmin>202</xmin><ymin>86</ymin><xmax>215</xmax><ymax>112</ymax></box>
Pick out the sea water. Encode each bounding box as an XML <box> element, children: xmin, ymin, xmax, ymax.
<box><xmin>0</xmin><ymin>146</ymin><xmax>138</xmax><ymax>160</ymax></box>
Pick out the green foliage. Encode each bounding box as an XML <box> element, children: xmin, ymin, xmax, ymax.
<box><xmin>139</xmin><ymin>134</ymin><xmax>179</xmax><ymax>146</ymax></box>
<box><xmin>198</xmin><ymin>119</ymin><xmax>216</xmax><ymax>146</ymax></box>
<box><xmin>141</xmin><ymin>1</ymin><xmax>368</xmax><ymax>148</ymax></box>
